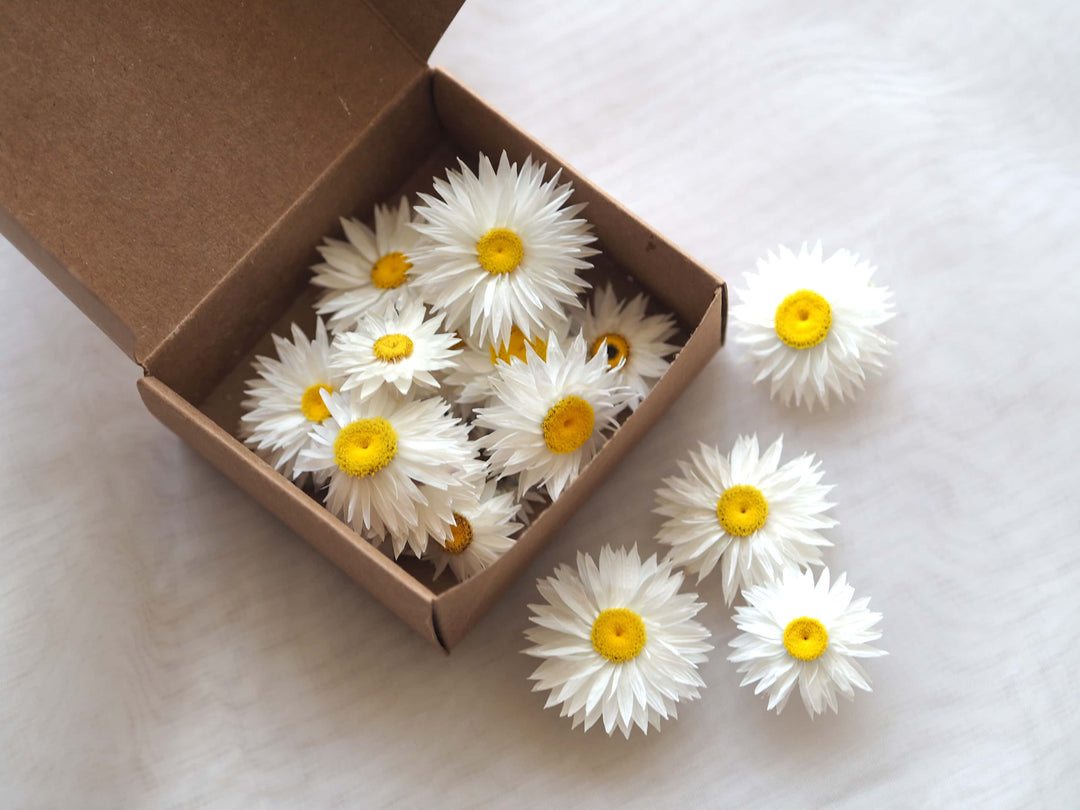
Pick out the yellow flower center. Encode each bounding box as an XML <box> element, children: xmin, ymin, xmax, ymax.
<box><xmin>372</xmin><ymin>333</ymin><xmax>414</xmax><ymax>363</ymax></box>
<box><xmin>370</xmin><ymin>251</ymin><xmax>411</xmax><ymax>290</ymax></box>
<box><xmin>591</xmin><ymin>608</ymin><xmax>647</xmax><ymax>663</ymax></box>
<box><xmin>476</xmin><ymin>228</ymin><xmax>524</xmax><ymax>275</ymax></box>
<box><xmin>300</xmin><ymin>383</ymin><xmax>333</xmax><ymax>422</ymax></box>
<box><xmin>444</xmin><ymin>513</ymin><xmax>474</xmax><ymax>554</ymax></box>
<box><xmin>783</xmin><ymin>617</ymin><xmax>829</xmax><ymax>661</ymax></box>
<box><xmin>489</xmin><ymin>326</ymin><xmax>548</xmax><ymax>365</ymax></box>
<box><xmin>333</xmin><ymin>417</ymin><xmax>397</xmax><ymax>478</ymax></box>
<box><xmin>542</xmin><ymin>396</ymin><xmax>595</xmax><ymax>454</ymax></box>
<box><xmin>590</xmin><ymin>333</ymin><xmax>631</xmax><ymax>369</ymax></box>
<box><xmin>774</xmin><ymin>289</ymin><xmax>832</xmax><ymax>349</ymax></box>
<box><xmin>716</xmin><ymin>484</ymin><xmax>769</xmax><ymax>537</ymax></box>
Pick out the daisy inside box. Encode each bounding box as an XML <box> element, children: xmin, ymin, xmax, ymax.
<box><xmin>150</xmin><ymin>72</ymin><xmax>727</xmax><ymax>650</ymax></box>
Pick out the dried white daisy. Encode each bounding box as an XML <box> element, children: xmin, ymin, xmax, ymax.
<box><xmin>426</xmin><ymin>478</ymin><xmax>521</xmax><ymax>582</ymax></box>
<box><xmin>580</xmin><ymin>284</ymin><xmax>679</xmax><ymax>407</ymax></box>
<box><xmin>240</xmin><ymin>318</ymin><xmax>341</xmax><ymax>482</ymax></box>
<box><xmin>330</xmin><ymin>299</ymin><xmax>461</xmax><ymax>399</ymax></box>
<box><xmin>524</xmin><ymin>545</ymin><xmax>711</xmax><ymax>738</ymax></box>
<box><xmin>294</xmin><ymin>389</ymin><xmax>484</xmax><ymax>557</ymax></box>
<box><xmin>311</xmin><ymin>196</ymin><xmax>423</xmax><ymax>331</ymax></box>
<box><xmin>654</xmin><ymin>435</ymin><xmax>835</xmax><ymax>606</ymax></box>
<box><xmin>732</xmin><ymin>242</ymin><xmax>894</xmax><ymax>410</ymax></box>
<box><xmin>475</xmin><ymin>333</ymin><xmax>633</xmax><ymax>499</ymax></box>
<box><xmin>411</xmin><ymin>152</ymin><xmax>596</xmax><ymax>347</ymax></box>
<box><xmin>729</xmin><ymin>566</ymin><xmax>885</xmax><ymax>717</ymax></box>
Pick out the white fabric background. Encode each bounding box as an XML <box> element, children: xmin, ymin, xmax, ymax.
<box><xmin>1</xmin><ymin>1</ymin><xmax>1077</xmax><ymax>806</ymax></box>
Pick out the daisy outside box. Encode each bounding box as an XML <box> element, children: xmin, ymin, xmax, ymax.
<box><xmin>0</xmin><ymin>0</ymin><xmax>727</xmax><ymax>651</ymax></box>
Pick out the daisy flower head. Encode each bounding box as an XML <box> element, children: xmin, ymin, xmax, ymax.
<box><xmin>294</xmin><ymin>388</ymin><xmax>485</xmax><ymax>557</ymax></box>
<box><xmin>581</xmin><ymin>283</ymin><xmax>679</xmax><ymax>407</ymax></box>
<box><xmin>426</xmin><ymin>478</ymin><xmax>521</xmax><ymax>582</ymax></box>
<box><xmin>729</xmin><ymin>566</ymin><xmax>885</xmax><ymax>717</ymax></box>
<box><xmin>330</xmin><ymin>299</ymin><xmax>461</xmax><ymax>399</ymax></box>
<box><xmin>311</xmin><ymin>196</ymin><xmax>423</xmax><ymax>331</ymax></box>
<box><xmin>475</xmin><ymin>332</ymin><xmax>634</xmax><ymax>499</ymax></box>
<box><xmin>524</xmin><ymin>545</ymin><xmax>712</xmax><ymax>738</ymax></box>
<box><xmin>411</xmin><ymin>151</ymin><xmax>597</xmax><ymax>347</ymax></box>
<box><xmin>732</xmin><ymin>242</ymin><xmax>895</xmax><ymax>410</ymax></box>
<box><xmin>240</xmin><ymin>318</ymin><xmax>341</xmax><ymax>481</ymax></box>
<box><xmin>654</xmin><ymin>435</ymin><xmax>835</xmax><ymax>606</ymax></box>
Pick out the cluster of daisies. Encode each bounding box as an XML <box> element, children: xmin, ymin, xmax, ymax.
<box><xmin>524</xmin><ymin>243</ymin><xmax>895</xmax><ymax>737</ymax></box>
<box><xmin>241</xmin><ymin>152</ymin><xmax>679</xmax><ymax>582</ymax></box>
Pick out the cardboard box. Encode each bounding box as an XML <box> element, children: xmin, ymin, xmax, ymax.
<box><xmin>0</xmin><ymin>0</ymin><xmax>726</xmax><ymax>650</ymax></box>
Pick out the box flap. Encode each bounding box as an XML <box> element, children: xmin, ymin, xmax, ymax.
<box><xmin>0</xmin><ymin>0</ymin><xmax>462</xmax><ymax>364</ymax></box>
<box><xmin>368</xmin><ymin>0</ymin><xmax>466</xmax><ymax>63</ymax></box>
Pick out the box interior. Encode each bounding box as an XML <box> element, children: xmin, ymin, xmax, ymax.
<box><xmin>140</xmin><ymin>69</ymin><xmax>724</xmax><ymax>645</ymax></box>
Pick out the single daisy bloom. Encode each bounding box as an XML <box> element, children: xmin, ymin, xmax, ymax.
<box><xmin>411</xmin><ymin>151</ymin><xmax>596</xmax><ymax>347</ymax></box>
<box><xmin>524</xmin><ymin>545</ymin><xmax>712</xmax><ymax>738</ymax></box>
<box><xmin>732</xmin><ymin>242</ymin><xmax>895</xmax><ymax>410</ymax></box>
<box><xmin>240</xmin><ymin>318</ymin><xmax>341</xmax><ymax>481</ymax></box>
<box><xmin>426</xmin><ymin>478</ymin><xmax>521</xmax><ymax>582</ymax></box>
<box><xmin>330</xmin><ymin>299</ymin><xmax>462</xmax><ymax>399</ymax></box>
<box><xmin>442</xmin><ymin>323</ymin><xmax>567</xmax><ymax>416</ymax></box>
<box><xmin>580</xmin><ymin>284</ymin><xmax>679</xmax><ymax>407</ymax></box>
<box><xmin>475</xmin><ymin>333</ymin><xmax>633</xmax><ymax>499</ymax></box>
<box><xmin>729</xmin><ymin>566</ymin><xmax>886</xmax><ymax>717</ymax></box>
<box><xmin>654</xmin><ymin>435</ymin><xmax>836</xmax><ymax>606</ymax></box>
<box><xmin>311</xmin><ymin>196</ymin><xmax>423</xmax><ymax>331</ymax></box>
<box><xmin>294</xmin><ymin>388</ymin><xmax>484</xmax><ymax>556</ymax></box>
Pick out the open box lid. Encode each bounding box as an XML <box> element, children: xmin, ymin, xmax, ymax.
<box><xmin>0</xmin><ymin>0</ymin><xmax>463</xmax><ymax>365</ymax></box>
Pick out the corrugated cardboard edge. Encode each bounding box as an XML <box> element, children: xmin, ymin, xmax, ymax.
<box><xmin>0</xmin><ymin>205</ymin><xmax>135</xmax><ymax>358</ymax></box>
<box><xmin>137</xmin><ymin>376</ymin><xmax>442</xmax><ymax>648</ymax></box>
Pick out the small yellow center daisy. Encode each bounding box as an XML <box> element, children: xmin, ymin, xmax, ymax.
<box><xmin>333</xmin><ymin>417</ymin><xmax>397</xmax><ymax>478</ymax></box>
<box><xmin>372</xmin><ymin>333</ymin><xmax>414</xmax><ymax>363</ymax></box>
<box><xmin>476</xmin><ymin>227</ymin><xmax>524</xmax><ymax>275</ymax></box>
<box><xmin>444</xmin><ymin>513</ymin><xmax>474</xmax><ymax>555</ymax></box>
<box><xmin>370</xmin><ymin>251</ymin><xmax>411</xmax><ymax>290</ymax></box>
<box><xmin>542</xmin><ymin>396</ymin><xmax>595</xmax><ymax>454</ymax></box>
<box><xmin>590</xmin><ymin>333</ymin><xmax>631</xmax><ymax>369</ymax></box>
<box><xmin>774</xmin><ymin>289</ymin><xmax>832</xmax><ymax>349</ymax></box>
<box><xmin>489</xmin><ymin>326</ymin><xmax>548</xmax><ymax>365</ymax></box>
<box><xmin>300</xmin><ymin>383</ymin><xmax>333</xmax><ymax>423</ymax></box>
<box><xmin>591</xmin><ymin>608</ymin><xmax>647</xmax><ymax>663</ymax></box>
<box><xmin>716</xmin><ymin>484</ymin><xmax>769</xmax><ymax>537</ymax></box>
<box><xmin>783</xmin><ymin>617</ymin><xmax>829</xmax><ymax>661</ymax></box>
